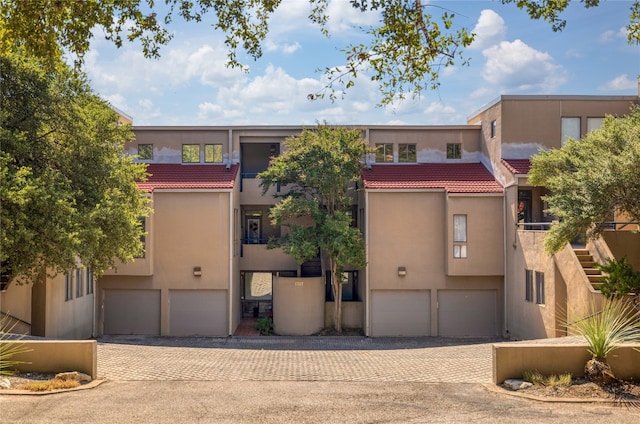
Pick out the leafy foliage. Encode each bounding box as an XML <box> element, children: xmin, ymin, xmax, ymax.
<box><xmin>3</xmin><ymin>1</ymin><xmax>636</xmax><ymax>105</ymax></box>
<box><xmin>256</xmin><ymin>317</ymin><xmax>274</xmax><ymax>336</ymax></box>
<box><xmin>259</xmin><ymin>125</ymin><xmax>372</xmax><ymax>332</ymax></box>
<box><xmin>596</xmin><ymin>258</ymin><xmax>640</xmax><ymax>299</ymax></box>
<box><xmin>529</xmin><ymin>106</ymin><xmax>640</xmax><ymax>253</ymax></box>
<box><xmin>0</xmin><ymin>51</ymin><xmax>149</xmax><ymax>284</ymax></box>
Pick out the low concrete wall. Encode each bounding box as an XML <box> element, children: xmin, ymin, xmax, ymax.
<box><xmin>493</xmin><ymin>342</ymin><xmax>640</xmax><ymax>384</ymax></box>
<box><xmin>1</xmin><ymin>340</ymin><xmax>97</xmax><ymax>380</ymax></box>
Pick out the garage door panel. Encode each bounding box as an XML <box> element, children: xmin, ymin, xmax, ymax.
<box><xmin>371</xmin><ymin>290</ymin><xmax>430</xmax><ymax>337</ymax></box>
<box><xmin>104</xmin><ymin>289</ymin><xmax>160</xmax><ymax>335</ymax></box>
<box><xmin>169</xmin><ymin>290</ymin><xmax>227</xmax><ymax>336</ymax></box>
<box><xmin>438</xmin><ymin>290</ymin><xmax>497</xmax><ymax>337</ymax></box>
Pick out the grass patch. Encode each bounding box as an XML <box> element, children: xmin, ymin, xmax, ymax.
<box><xmin>22</xmin><ymin>377</ymin><xmax>81</xmax><ymax>392</ymax></box>
<box><xmin>523</xmin><ymin>370</ymin><xmax>572</xmax><ymax>387</ymax></box>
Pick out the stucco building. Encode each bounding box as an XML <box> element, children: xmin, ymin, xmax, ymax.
<box><xmin>2</xmin><ymin>93</ymin><xmax>639</xmax><ymax>339</ymax></box>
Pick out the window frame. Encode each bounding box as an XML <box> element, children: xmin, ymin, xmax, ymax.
<box><xmin>446</xmin><ymin>143</ymin><xmax>462</xmax><ymax>159</ymax></box>
<box><xmin>490</xmin><ymin>120</ymin><xmax>497</xmax><ymax>138</ymax></box>
<box><xmin>75</xmin><ymin>268</ymin><xmax>83</xmax><ymax>298</ymax></box>
<box><xmin>65</xmin><ymin>273</ymin><xmax>73</xmax><ymax>301</ymax></box>
<box><xmin>137</xmin><ymin>144</ymin><xmax>154</xmax><ymax>160</ymax></box>
<box><xmin>398</xmin><ymin>143</ymin><xmax>416</xmax><ymax>163</ymax></box>
<box><xmin>182</xmin><ymin>144</ymin><xmax>200</xmax><ymax>163</ymax></box>
<box><xmin>561</xmin><ymin>117</ymin><xmax>581</xmax><ymax>146</ymax></box>
<box><xmin>535</xmin><ymin>271</ymin><xmax>545</xmax><ymax>305</ymax></box>
<box><xmin>525</xmin><ymin>269</ymin><xmax>533</xmax><ymax>302</ymax></box>
<box><xmin>453</xmin><ymin>214</ymin><xmax>468</xmax><ymax>259</ymax></box>
<box><xmin>86</xmin><ymin>268</ymin><xmax>93</xmax><ymax>295</ymax></box>
<box><xmin>205</xmin><ymin>144</ymin><xmax>223</xmax><ymax>163</ymax></box>
<box><xmin>375</xmin><ymin>143</ymin><xmax>394</xmax><ymax>163</ymax></box>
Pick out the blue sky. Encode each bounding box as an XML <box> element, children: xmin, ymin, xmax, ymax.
<box><xmin>84</xmin><ymin>0</ymin><xmax>640</xmax><ymax>126</ymax></box>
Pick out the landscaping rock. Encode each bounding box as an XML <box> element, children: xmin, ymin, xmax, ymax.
<box><xmin>0</xmin><ymin>378</ymin><xmax>10</xmax><ymax>389</ymax></box>
<box><xmin>55</xmin><ymin>371</ymin><xmax>92</xmax><ymax>383</ymax></box>
<box><xmin>503</xmin><ymin>379</ymin><xmax>533</xmax><ymax>391</ymax></box>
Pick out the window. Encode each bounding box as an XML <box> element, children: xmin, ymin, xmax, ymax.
<box><xmin>375</xmin><ymin>143</ymin><xmax>393</xmax><ymax>162</ymax></box>
<box><xmin>453</xmin><ymin>214</ymin><xmax>467</xmax><ymax>259</ymax></box>
<box><xmin>137</xmin><ymin>144</ymin><xmax>153</xmax><ymax>160</ymax></box>
<box><xmin>446</xmin><ymin>143</ymin><xmax>462</xmax><ymax>159</ymax></box>
<box><xmin>561</xmin><ymin>117</ymin><xmax>580</xmax><ymax>146</ymax></box>
<box><xmin>536</xmin><ymin>272</ymin><xmax>545</xmax><ymax>305</ymax></box>
<box><xmin>326</xmin><ymin>271</ymin><xmax>359</xmax><ymax>301</ymax></box>
<box><xmin>587</xmin><ymin>117</ymin><xmax>604</xmax><ymax>133</ymax></box>
<box><xmin>490</xmin><ymin>120</ymin><xmax>497</xmax><ymax>138</ymax></box>
<box><xmin>398</xmin><ymin>144</ymin><xmax>416</xmax><ymax>162</ymax></box>
<box><xmin>65</xmin><ymin>273</ymin><xmax>73</xmax><ymax>301</ymax></box>
<box><xmin>205</xmin><ymin>144</ymin><xmax>223</xmax><ymax>163</ymax></box>
<box><xmin>525</xmin><ymin>270</ymin><xmax>533</xmax><ymax>302</ymax></box>
<box><xmin>182</xmin><ymin>144</ymin><xmax>200</xmax><ymax>163</ymax></box>
<box><xmin>75</xmin><ymin>268</ymin><xmax>83</xmax><ymax>298</ymax></box>
<box><xmin>86</xmin><ymin>269</ymin><xmax>93</xmax><ymax>295</ymax></box>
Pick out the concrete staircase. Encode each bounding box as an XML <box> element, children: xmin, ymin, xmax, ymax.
<box><xmin>574</xmin><ymin>248</ymin><xmax>604</xmax><ymax>291</ymax></box>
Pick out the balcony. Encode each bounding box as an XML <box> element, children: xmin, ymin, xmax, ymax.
<box><xmin>239</xmin><ymin>242</ymin><xmax>298</xmax><ymax>271</ymax></box>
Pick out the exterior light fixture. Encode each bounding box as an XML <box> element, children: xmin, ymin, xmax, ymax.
<box><xmin>193</xmin><ymin>266</ymin><xmax>202</xmax><ymax>277</ymax></box>
<box><xmin>397</xmin><ymin>266</ymin><xmax>407</xmax><ymax>277</ymax></box>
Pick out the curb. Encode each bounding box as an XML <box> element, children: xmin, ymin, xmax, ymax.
<box><xmin>482</xmin><ymin>383</ymin><xmax>621</xmax><ymax>404</ymax></box>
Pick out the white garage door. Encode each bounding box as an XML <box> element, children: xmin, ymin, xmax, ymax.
<box><xmin>438</xmin><ymin>290</ymin><xmax>497</xmax><ymax>337</ymax></box>
<box><xmin>169</xmin><ymin>290</ymin><xmax>227</xmax><ymax>336</ymax></box>
<box><xmin>103</xmin><ymin>289</ymin><xmax>161</xmax><ymax>335</ymax></box>
<box><xmin>371</xmin><ymin>290</ymin><xmax>430</xmax><ymax>337</ymax></box>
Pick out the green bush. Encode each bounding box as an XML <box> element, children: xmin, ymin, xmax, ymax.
<box><xmin>256</xmin><ymin>317</ymin><xmax>274</xmax><ymax>336</ymax></box>
<box><xmin>596</xmin><ymin>258</ymin><xmax>640</xmax><ymax>299</ymax></box>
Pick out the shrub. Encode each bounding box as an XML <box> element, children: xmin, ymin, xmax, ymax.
<box><xmin>256</xmin><ymin>317</ymin><xmax>274</xmax><ymax>336</ymax></box>
<box><xmin>0</xmin><ymin>315</ymin><xmax>31</xmax><ymax>375</ymax></box>
<box><xmin>596</xmin><ymin>258</ymin><xmax>640</xmax><ymax>299</ymax></box>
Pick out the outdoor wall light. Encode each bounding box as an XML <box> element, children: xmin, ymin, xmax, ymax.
<box><xmin>193</xmin><ymin>266</ymin><xmax>202</xmax><ymax>277</ymax></box>
<box><xmin>397</xmin><ymin>266</ymin><xmax>407</xmax><ymax>277</ymax></box>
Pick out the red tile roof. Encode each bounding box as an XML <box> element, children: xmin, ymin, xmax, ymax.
<box><xmin>361</xmin><ymin>163</ymin><xmax>503</xmax><ymax>193</ymax></box>
<box><xmin>501</xmin><ymin>159</ymin><xmax>532</xmax><ymax>175</ymax></box>
<box><xmin>137</xmin><ymin>163</ymin><xmax>238</xmax><ymax>192</ymax></box>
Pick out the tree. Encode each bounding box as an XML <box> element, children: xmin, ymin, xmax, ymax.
<box><xmin>2</xmin><ymin>1</ymin><xmax>637</xmax><ymax>105</ymax></box>
<box><xmin>258</xmin><ymin>126</ymin><xmax>371</xmax><ymax>332</ymax></box>
<box><xmin>528</xmin><ymin>106</ymin><xmax>640</xmax><ymax>254</ymax></box>
<box><xmin>0</xmin><ymin>51</ymin><xmax>149</xmax><ymax>284</ymax></box>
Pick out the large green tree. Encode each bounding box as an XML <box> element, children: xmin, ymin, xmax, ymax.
<box><xmin>0</xmin><ymin>51</ymin><xmax>149</xmax><ymax>284</ymax></box>
<box><xmin>529</xmin><ymin>106</ymin><xmax>640</xmax><ymax>254</ymax></box>
<box><xmin>259</xmin><ymin>126</ymin><xmax>371</xmax><ymax>332</ymax></box>
<box><xmin>2</xmin><ymin>0</ymin><xmax>637</xmax><ymax>105</ymax></box>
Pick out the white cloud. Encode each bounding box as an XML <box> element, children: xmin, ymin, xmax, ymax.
<box><xmin>481</xmin><ymin>39</ymin><xmax>566</xmax><ymax>91</ymax></box>
<box><xmin>470</xmin><ymin>10</ymin><xmax>507</xmax><ymax>50</ymax></box>
<box><xmin>599</xmin><ymin>27</ymin><xmax>628</xmax><ymax>43</ymax></box>
<box><xmin>598</xmin><ymin>74</ymin><xmax>638</xmax><ymax>91</ymax></box>
<box><xmin>265</xmin><ymin>39</ymin><xmax>301</xmax><ymax>55</ymax></box>
<box><xmin>325</xmin><ymin>0</ymin><xmax>379</xmax><ymax>34</ymax></box>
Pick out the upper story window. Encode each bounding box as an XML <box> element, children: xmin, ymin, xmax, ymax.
<box><xmin>75</xmin><ymin>268</ymin><xmax>83</xmax><ymax>298</ymax></box>
<box><xmin>375</xmin><ymin>143</ymin><xmax>393</xmax><ymax>162</ymax></box>
<box><xmin>446</xmin><ymin>143</ymin><xmax>462</xmax><ymax>159</ymax></box>
<box><xmin>205</xmin><ymin>144</ymin><xmax>223</xmax><ymax>163</ymax></box>
<box><xmin>535</xmin><ymin>271</ymin><xmax>545</xmax><ymax>305</ymax></box>
<box><xmin>65</xmin><ymin>273</ymin><xmax>73</xmax><ymax>301</ymax></box>
<box><xmin>561</xmin><ymin>117</ymin><xmax>581</xmax><ymax>146</ymax></box>
<box><xmin>137</xmin><ymin>144</ymin><xmax>153</xmax><ymax>160</ymax></box>
<box><xmin>398</xmin><ymin>144</ymin><xmax>416</xmax><ymax>163</ymax></box>
<box><xmin>453</xmin><ymin>214</ymin><xmax>467</xmax><ymax>259</ymax></box>
<box><xmin>182</xmin><ymin>144</ymin><xmax>200</xmax><ymax>163</ymax></box>
<box><xmin>587</xmin><ymin>117</ymin><xmax>604</xmax><ymax>133</ymax></box>
<box><xmin>525</xmin><ymin>269</ymin><xmax>533</xmax><ymax>302</ymax></box>
<box><xmin>490</xmin><ymin>120</ymin><xmax>497</xmax><ymax>138</ymax></box>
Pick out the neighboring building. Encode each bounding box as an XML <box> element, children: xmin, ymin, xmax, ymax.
<box><xmin>2</xmin><ymin>94</ymin><xmax>638</xmax><ymax>339</ymax></box>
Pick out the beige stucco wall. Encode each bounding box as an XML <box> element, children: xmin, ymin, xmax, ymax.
<box><xmin>130</xmin><ymin>128</ymin><xmax>231</xmax><ymax>164</ymax></box>
<box><xmin>44</xmin><ymin>272</ymin><xmax>94</xmax><ymax>339</ymax></box>
<box><xmin>366</xmin><ymin>190</ymin><xmax>504</xmax><ymax>336</ymax></box>
<box><xmin>602</xmin><ymin>231</ymin><xmax>640</xmax><ymax>270</ymax></box>
<box><xmin>99</xmin><ymin>190</ymin><xmax>233</xmax><ymax>336</ymax></box>
<box><xmin>273</xmin><ymin>276</ymin><xmax>324</xmax><ymax>335</ymax></box>
<box><xmin>446</xmin><ymin>195</ymin><xmax>504</xmax><ymax>276</ymax></box>
<box><xmin>0</xmin><ymin>282</ymin><xmax>32</xmax><ymax>334</ymax></box>
<box><xmin>324</xmin><ymin>301</ymin><xmax>363</xmax><ymax>329</ymax></box>
<box><xmin>3</xmin><ymin>340</ymin><xmax>98</xmax><ymax>379</ymax></box>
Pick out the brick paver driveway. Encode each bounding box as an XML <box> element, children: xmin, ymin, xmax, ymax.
<box><xmin>97</xmin><ymin>336</ymin><xmax>499</xmax><ymax>383</ymax></box>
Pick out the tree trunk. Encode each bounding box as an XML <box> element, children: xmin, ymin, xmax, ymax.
<box><xmin>329</xmin><ymin>259</ymin><xmax>342</xmax><ymax>333</ymax></box>
<box><xmin>584</xmin><ymin>358</ymin><xmax>616</xmax><ymax>386</ymax></box>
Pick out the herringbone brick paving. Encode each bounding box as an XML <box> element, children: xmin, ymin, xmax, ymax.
<box><xmin>97</xmin><ymin>336</ymin><xmax>501</xmax><ymax>383</ymax></box>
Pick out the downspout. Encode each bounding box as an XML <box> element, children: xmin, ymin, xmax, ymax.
<box><xmin>228</xmin><ymin>188</ymin><xmax>234</xmax><ymax>336</ymax></box>
<box><xmin>364</xmin><ymin>189</ymin><xmax>370</xmax><ymax>337</ymax></box>
<box><xmin>503</xmin><ymin>190</ymin><xmax>508</xmax><ymax>338</ymax></box>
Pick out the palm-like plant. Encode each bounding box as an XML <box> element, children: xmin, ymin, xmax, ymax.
<box><xmin>567</xmin><ymin>297</ymin><xmax>640</xmax><ymax>384</ymax></box>
<box><xmin>0</xmin><ymin>315</ymin><xmax>31</xmax><ymax>375</ymax></box>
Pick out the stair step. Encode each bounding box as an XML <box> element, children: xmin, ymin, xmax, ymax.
<box><xmin>573</xmin><ymin>249</ymin><xmax>589</xmax><ymax>255</ymax></box>
<box><xmin>583</xmin><ymin>268</ymin><xmax>601</xmax><ymax>275</ymax></box>
<box><xmin>580</xmin><ymin>261</ymin><xmax>597</xmax><ymax>268</ymax></box>
<box><xmin>576</xmin><ymin>255</ymin><xmax>593</xmax><ymax>262</ymax></box>
<box><xmin>588</xmin><ymin>275</ymin><xmax>605</xmax><ymax>283</ymax></box>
